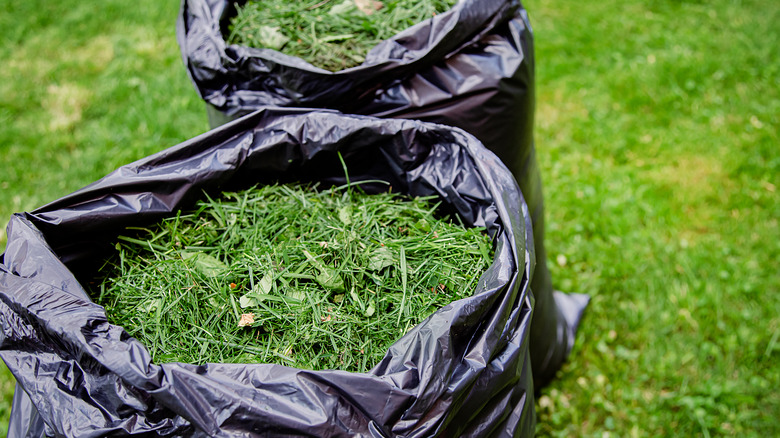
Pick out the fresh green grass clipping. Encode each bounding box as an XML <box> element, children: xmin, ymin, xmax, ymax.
<box><xmin>227</xmin><ymin>0</ymin><xmax>458</xmax><ymax>71</ymax></box>
<box><xmin>93</xmin><ymin>183</ymin><xmax>493</xmax><ymax>372</ymax></box>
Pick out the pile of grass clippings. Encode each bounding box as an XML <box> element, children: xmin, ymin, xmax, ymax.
<box><xmin>227</xmin><ymin>0</ymin><xmax>458</xmax><ymax>71</ymax></box>
<box><xmin>92</xmin><ymin>183</ymin><xmax>493</xmax><ymax>372</ymax></box>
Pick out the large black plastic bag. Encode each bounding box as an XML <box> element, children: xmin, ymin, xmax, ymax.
<box><xmin>177</xmin><ymin>0</ymin><xmax>588</xmax><ymax>388</ymax></box>
<box><xmin>2</xmin><ymin>108</ymin><xmax>536</xmax><ymax>437</ymax></box>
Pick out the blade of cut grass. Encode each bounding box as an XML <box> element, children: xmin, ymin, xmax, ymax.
<box><xmin>397</xmin><ymin>246</ymin><xmax>407</xmax><ymax>326</ymax></box>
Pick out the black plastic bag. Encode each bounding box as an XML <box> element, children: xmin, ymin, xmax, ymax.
<box><xmin>177</xmin><ymin>0</ymin><xmax>588</xmax><ymax>389</ymax></box>
<box><xmin>2</xmin><ymin>108</ymin><xmax>536</xmax><ymax>436</ymax></box>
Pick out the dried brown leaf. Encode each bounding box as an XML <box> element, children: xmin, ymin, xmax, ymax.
<box><xmin>354</xmin><ymin>0</ymin><xmax>383</xmax><ymax>15</ymax></box>
<box><xmin>238</xmin><ymin>313</ymin><xmax>255</xmax><ymax>327</ymax></box>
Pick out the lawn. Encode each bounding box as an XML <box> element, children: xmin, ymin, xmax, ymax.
<box><xmin>524</xmin><ymin>0</ymin><xmax>779</xmax><ymax>435</ymax></box>
<box><xmin>0</xmin><ymin>0</ymin><xmax>777</xmax><ymax>436</ymax></box>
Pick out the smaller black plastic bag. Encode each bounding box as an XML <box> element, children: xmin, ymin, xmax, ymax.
<box><xmin>2</xmin><ymin>108</ymin><xmax>536</xmax><ymax>437</ymax></box>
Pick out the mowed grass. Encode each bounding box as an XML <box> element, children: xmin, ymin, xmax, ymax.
<box><xmin>0</xmin><ymin>0</ymin><xmax>777</xmax><ymax>436</ymax></box>
<box><xmin>524</xmin><ymin>0</ymin><xmax>779</xmax><ymax>436</ymax></box>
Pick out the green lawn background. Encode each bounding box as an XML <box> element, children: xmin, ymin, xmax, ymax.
<box><xmin>1</xmin><ymin>0</ymin><xmax>778</xmax><ymax>436</ymax></box>
<box><xmin>0</xmin><ymin>1</ymin><xmax>208</xmax><ymax>433</ymax></box>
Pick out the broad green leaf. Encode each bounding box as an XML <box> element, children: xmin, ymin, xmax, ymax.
<box><xmin>257</xmin><ymin>272</ymin><xmax>274</xmax><ymax>294</ymax></box>
<box><xmin>303</xmin><ymin>249</ymin><xmax>345</xmax><ymax>292</ymax></box>
<box><xmin>140</xmin><ymin>298</ymin><xmax>162</xmax><ymax>313</ymax></box>
<box><xmin>286</xmin><ymin>288</ymin><xmax>306</xmax><ymax>302</ymax></box>
<box><xmin>414</xmin><ymin>219</ymin><xmax>431</xmax><ymax>232</ymax></box>
<box><xmin>329</xmin><ymin>0</ymin><xmax>356</xmax><ymax>16</ymax></box>
<box><xmin>181</xmin><ymin>251</ymin><xmax>227</xmax><ymax>278</ymax></box>
<box><xmin>207</xmin><ymin>296</ymin><xmax>222</xmax><ymax>309</ymax></box>
<box><xmin>338</xmin><ymin>205</ymin><xmax>353</xmax><ymax>225</ymax></box>
<box><xmin>316</xmin><ymin>267</ymin><xmax>345</xmax><ymax>292</ymax></box>
<box><xmin>364</xmin><ymin>300</ymin><xmax>376</xmax><ymax>317</ymax></box>
<box><xmin>239</xmin><ymin>294</ymin><xmax>254</xmax><ymax>309</ymax></box>
<box><xmin>368</xmin><ymin>246</ymin><xmax>395</xmax><ymax>271</ymax></box>
<box><xmin>255</xmin><ymin>25</ymin><xmax>289</xmax><ymax>50</ymax></box>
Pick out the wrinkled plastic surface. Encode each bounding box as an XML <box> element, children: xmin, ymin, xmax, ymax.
<box><xmin>2</xmin><ymin>108</ymin><xmax>537</xmax><ymax>437</ymax></box>
<box><xmin>177</xmin><ymin>0</ymin><xmax>587</xmax><ymax>388</ymax></box>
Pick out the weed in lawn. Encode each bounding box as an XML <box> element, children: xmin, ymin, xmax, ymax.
<box><xmin>228</xmin><ymin>0</ymin><xmax>457</xmax><ymax>71</ymax></box>
<box><xmin>91</xmin><ymin>183</ymin><xmax>493</xmax><ymax>372</ymax></box>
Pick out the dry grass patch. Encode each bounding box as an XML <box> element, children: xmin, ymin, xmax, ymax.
<box><xmin>44</xmin><ymin>83</ymin><xmax>92</xmax><ymax>132</ymax></box>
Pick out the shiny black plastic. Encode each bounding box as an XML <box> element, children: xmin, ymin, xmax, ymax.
<box><xmin>177</xmin><ymin>0</ymin><xmax>587</xmax><ymax>389</ymax></box>
<box><xmin>2</xmin><ymin>109</ymin><xmax>536</xmax><ymax>436</ymax></box>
